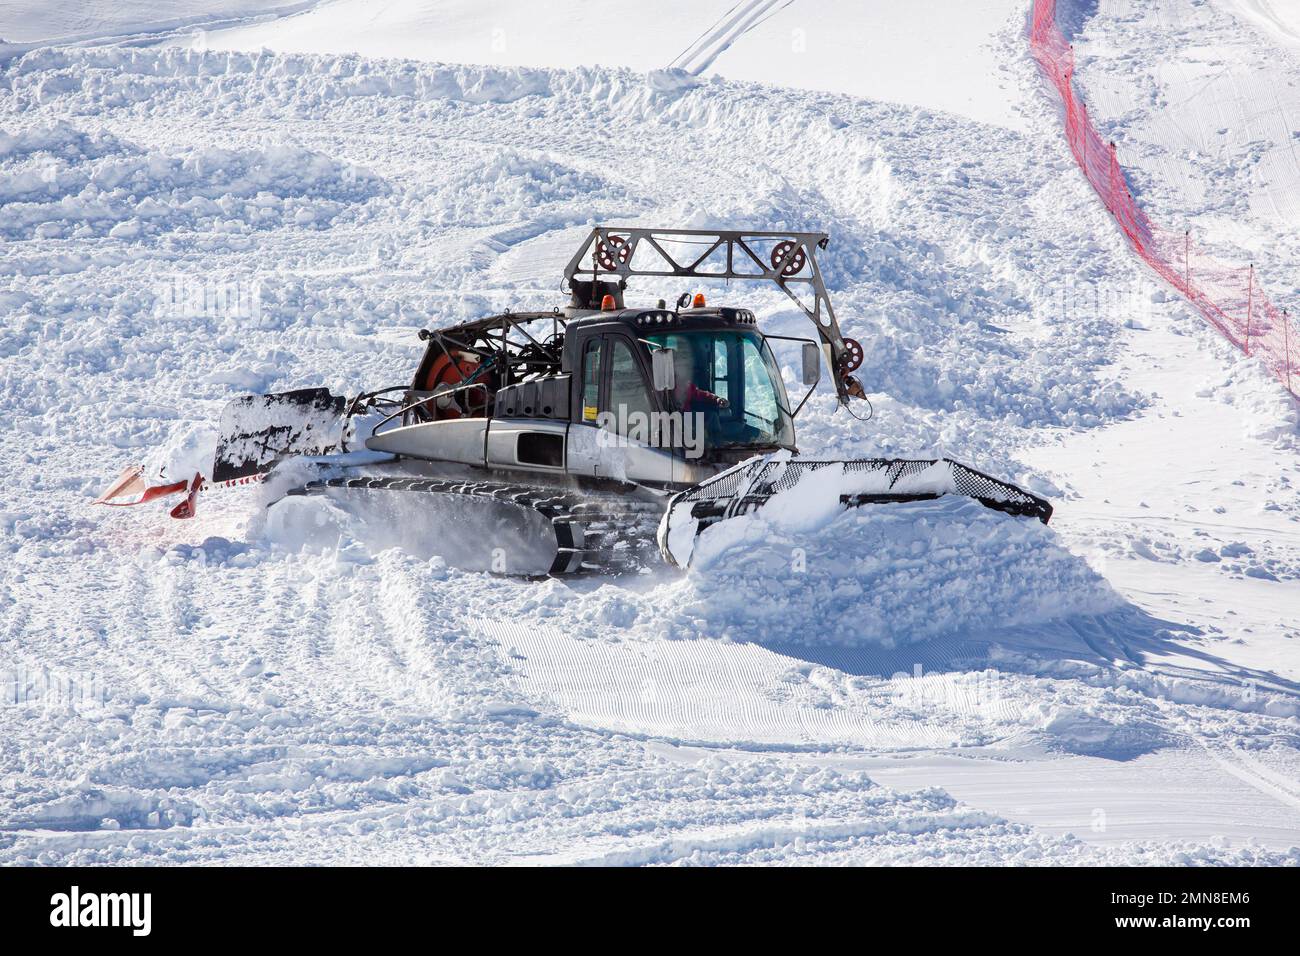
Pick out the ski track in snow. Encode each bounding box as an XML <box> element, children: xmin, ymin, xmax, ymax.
<box><xmin>0</xmin><ymin>7</ymin><xmax>1298</xmax><ymax>865</ymax></box>
<box><xmin>669</xmin><ymin>0</ymin><xmax>797</xmax><ymax>77</ymax></box>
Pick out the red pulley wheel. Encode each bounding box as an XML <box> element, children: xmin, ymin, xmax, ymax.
<box><xmin>839</xmin><ymin>337</ymin><xmax>864</xmax><ymax>373</ymax></box>
<box><xmin>770</xmin><ymin>240</ymin><xmax>806</xmax><ymax>276</ymax></box>
<box><xmin>595</xmin><ymin>235</ymin><xmax>630</xmax><ymax>271</ymax></box>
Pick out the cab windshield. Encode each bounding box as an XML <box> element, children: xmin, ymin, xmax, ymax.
<box><xmin>645</xmin><ymin>329</ymin><xmax>796</xmax><ymax>450</ymax></box>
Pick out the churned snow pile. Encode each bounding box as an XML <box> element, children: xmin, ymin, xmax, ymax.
<box><xmin>672</xmin><ymin>496</ymin><xmax>1116</xmax><ymax>647</ymax></box>
<box><xmin>1</xmin><ymin>2</ymin><xmax>1299</xmax><ymax>865</ymax></box>
<box><xmin>0</xmin><ymin>121</ymin><xmax>382</xmax><ymax>241</ymax></box>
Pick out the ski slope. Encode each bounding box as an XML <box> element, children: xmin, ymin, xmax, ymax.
<box><xmin>185</xmin><ymin>0</ymin><xmax>1033</xmax><ymax>129</ymax></box>
<box><xmin>1068</xmin><ymin>0</ymin><xmax>1300</xmax><ymax>311</ymax></box>
<box><xmin>1</xmin><ymin>2</ymin><xmax>1298</xmax><ymax>865</ymax></box>
<box><xmin>1224</xmin><ymin>0</ymin><xmax>1300</xmax><ymax>47</ymax></box>
<box><xmin>0</xmin><ymin>0</ymin><xmax>310</xmax><ymax>49</ymax></box>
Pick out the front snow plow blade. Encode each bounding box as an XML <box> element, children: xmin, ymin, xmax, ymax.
<box><xmin>658</xmin><ymin>457</ymin><xmax>1052</xmax><ymax>568</ymax></box>
<box><xmin>212</xmin><ymin>388</ymin><xmax>347</xmax><ymax>482</ymax></box>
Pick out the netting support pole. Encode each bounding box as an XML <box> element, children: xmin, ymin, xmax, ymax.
<box><xmin>1245</xmin><ymin>263</ymin><xmax>1254</xmax><ymax>355</ymax></box>
<box><xmin>1279</xmin><ymin>310</ymin><xmax>1289</xmax><ymax>400</ymax></box>
<box><xmin>1108</xmin><ymin>141</ymin><xmax>1118</xmax><ymax>213</ymax></box>
<box><xmin>1184</xmin><ymin>228</ymin><xmax>1190</xmax><ymax>295</ymax></box>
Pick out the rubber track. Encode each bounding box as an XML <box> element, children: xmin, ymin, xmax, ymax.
<box><xmin>289</xmin><ymin>475</ymin><xmax>665</xmax><ymax>576</ymax></box>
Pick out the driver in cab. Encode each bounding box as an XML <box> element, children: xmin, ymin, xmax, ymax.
<box><xmin>671</xmin><ymin>347</ymin><xmax>729</xmax><ymax>412</ymax></box>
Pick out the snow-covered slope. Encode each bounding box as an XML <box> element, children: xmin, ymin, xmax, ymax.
<box><xmin>1223</xmin><ymin>0</ymin><xmax>1300</xmax><ymax>49</ymax></box>
<box><xmin>1069</xmin><ymin>0</ymin><xmax>1300</xmax><ymax>306</ymax></box>
<box><xmin>0</xmin><ymin>0</ymin><xmax>309</xmax><ymax>46</ymax></box>
<box><xmin>185</xmin><ymin>0</ymin><xmax>1033</xmax><ymax>129</ymax></box>
<box><xmin>1</xmin><ymin>3</ymin><xmax>1298</xmax><ymax>865</ymax></box>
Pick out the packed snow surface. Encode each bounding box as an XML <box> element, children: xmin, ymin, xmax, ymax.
<box><xmin>184</xmin><ymin>0</ymin><xmax>1034</xmax><ymax>129</ymax></box>
<box><xmin>1069</xmin><ymin>0</ymin><xmax>1300</xmax><ymax>313</ymax></box>
<box><xmin>1</xmin><ymin>2</ymin><xmax>1299</xmax><ymax>865</ymax></box>
<box><xmin>0</xmin><ymin>0</ymin><xmax>310</xmax><ymax>46</ymax></box>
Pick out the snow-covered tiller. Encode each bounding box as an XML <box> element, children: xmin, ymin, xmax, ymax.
<box><xmin>96</xmin><ymin>227</ymin><xmax>1051</xmax><ymax>573</ymax></box>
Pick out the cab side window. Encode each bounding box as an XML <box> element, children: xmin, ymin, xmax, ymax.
<box><xmin>581</xmin><ymin>338</ymin><xmax>602</xmax><ymax>422</ymax></box>
<box><xmin>608</xmin><ymin>339</ymin><xmax>654</xmax><ymax>435</ymax></box>
<box><xmin>712</xmin><ymin>338</ymin><xmax>731</xmax><ymax>405</ymax></box>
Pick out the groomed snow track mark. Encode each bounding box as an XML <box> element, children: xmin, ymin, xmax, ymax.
<box><xmin>668</xmin><ymin>0</ymin><xmax>797</xmax><ymax>76</ymax></box>
<box><xmin>1029</xmin><ymin>0</ymin><xmax>1300</xmax><ymax>401</ymax></box>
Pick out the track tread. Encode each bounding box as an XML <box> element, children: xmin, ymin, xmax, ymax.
<box><xmin>289</xmin><ymin>475</ymin><xmax>663</xmax><ymax>576</ymax></box>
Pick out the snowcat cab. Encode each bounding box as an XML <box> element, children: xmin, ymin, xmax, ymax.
<box><xmin>366</xmin><ymin>229</ymin><xmax>858</xmax><ymax>488</ymax></box>
<box><xmin>367</xmin><ymin>302</ymin><xmax>801</xmax><ymax>488</ymax></box>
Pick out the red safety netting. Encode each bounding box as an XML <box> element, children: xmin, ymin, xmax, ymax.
<box><xmin>1030</xmin><ymin>0</ymin><xmax>1299</xmax><ymax>400</ymax></box>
